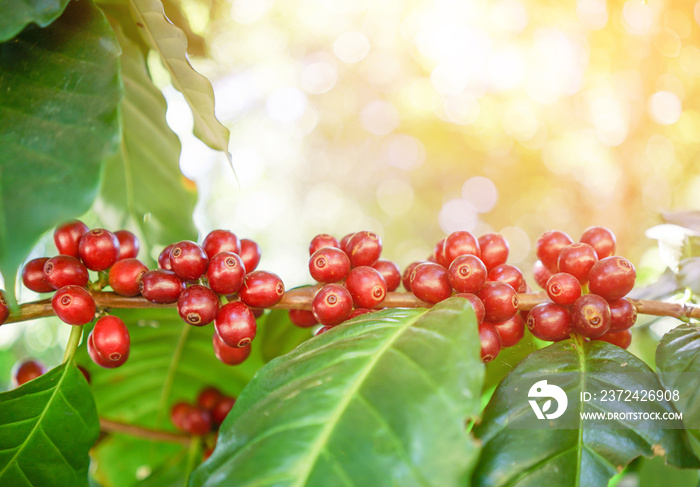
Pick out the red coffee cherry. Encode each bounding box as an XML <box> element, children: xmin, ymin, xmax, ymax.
<box><xmin>309</xmin><ymin>247</ymin><xmax>351</xmax><ymax>283</ymax></box>
<box><xmin>443</xmin><ymin>231</ymin><xmax>480</xmax><ymax>265</ymax></box>
<box><xmin>22</xmin><ymin>258</ymin><xmax>54</xmax><ymax>293</ymax></box>
<box><xmin>239</xmin><ymin>271</ymin><xmax>285</xmax><ymax>308</ymax></box>
<box><xmin>79</xmin><ymin>229</ymin><xmax>120</xmax><ymax>271</ymax></box>
<box><xmin>309</xmin><ymin>234</ymin><xmax>339</xmax><ymax>255</ymax></box>
<box><xmin>44</xmin><ymin>255</ymin><xmax>89</xmax><ymax>289</ymax></box>
<box><xmin>312</xmin><ymin>284</ymin><xmax>353</xmax><ymax>326</ymax></box>
<box><xmin>171</xmin><ymin>401</ymin><xmax>191</xmax><ymax>430</ymax></box>
<box><xmin>178</xmin><ymin>285</ymin><xmax>220</xmax><ymax>326</ymax></box>
<box><xmin>183</xmin><ymin>407</ymin><xmax>213</xmax><ymax>436</ymax></box>
<box><xmin>345</xmin><ymin>266</ymin><xmax>387</xmax><ymax>308</ymax></box>
<box><xmin>546</xmin><ymin>273</ymin><xmax>582</xmax><ymax>307</ymax></box>
<box><xmin>596</xmin><ymin>329</ymin><xmax>632</xmax><ymax>349</ymax></box>
<box><xmin>211</xmin><ymin>396</ymin><xmax>236</xmax><ymax>425</ymax></box>
<box><xmin>0</xmin><ymin>291</ymin><xmax>9</xmax><ymax>325</ymax></box>
<box><xmin>492</xmin><ymin>314</ymin><xmax>525</xmax><ymax>348</ymax></box>
<box><xmin>52</xmin><ymin>285</ymin><xmax>96</xmax><ymax>325</ymax></box>
<box><xmin>14</xmin><ymin>360</ymin><xmax>46</xmax><ymax>386</ymax></box>
<box><xmin>526</xmin><ymin>303</ymin><xmax>572</xmax><ymax>342</ymax></box>
<box><xmin>239</xmin><ymin>239</ymin><xmax>261</xmax><ymax>272</ymax></box>
<box><xmin>433</xmin><ymin>238</ymin><xmax>449</xmax><ymax>267</ymax></box>
<box><xmin>477</xmin><ymin>281</ymin><xmax>518</xmax><ymax>322</ymax></box>
<box><xmin>571</xmin><ymin>294</ymin><xmax>611</xmax><ymax>339</ymax></box>
<box><xmin>140</xmin><ymin>270</ymin><xmax>185</xmax><ymax>304</ymax></box>
<box><xmin>206</xmin><ymin>252</ymin><xmax>246</xmax><ymax>295</ymax></box>
<box><xmin>557</xmin><ymin>243</ymin><xmax>598</xmax><ymax>284</ymax></box>
<box><xmin>580</xmin><ymin>226</ymin><xmax>616</xmax><ymax>259</ymax></box>
<box><xmin>92</xmin><ymin>315</ymin><xmax>130</xmax><ymax>363</ymax></box>
<box><xmin>54</xmin><ymin>220</ymin><xmax>89</xmax><ymax>258</ymax></box>
<box><xmin>454</xmin><ymin>293</ymin><xmax>486</xmax><ymax>324</ymax></box>
<box><xmin>202</xmin><ymin>229</ymin><xmax>241</xmax><ymax>258</ymax></box>
<box><xmin>401</xmin><ymin>262</ymin><xmax>423</xmax><ymax>292</ymax></box>
<box><xmin>410</xmin><ymin>262</ymin><xmax>451</xmax><ymax>304</ymax></box>
<box><xmin>214</xmin><ymin>302</ymin><xmax>257</xmax><ymax>348</ymax></box>
<box><xmin>588</xmin><ymin>256</ymin><xmax>636</xmax><ymax>301</ymax></box>
<box><xmin>372</xmin><ymin>260</ymin><xmax>401</xmax><ymax>292</ymax></box>
<box><xmin>212</xmin><ymin>332</ymin><xmax>251</xmax><ymax>365</ymax></box>
<box><xmin>608</xmin><ymin>298</ymin><xmax>637</xmax><ymax>332</ymax></box>
<box><xmin>170</xmin><ymin>241</ymin><xmax>209</xmax><ymax>281</ymax></box>
<box><xmin>197</xmin><ymin>386</ymin><xmax>223</xmax><ymax>411</ymax></box>
<box><xmin>533</xmin><ymin>260</ymin><xmax>553</xmax><ymax>290</ymax></box>
<box><xmin>448</xmin><ymin>255</ymin><xmax>487</xmax><ymax>294</ymax></box>
<box><xmin>108</xmin><ymin>259</ymin><xmax>148</xmax><ymax>296</ymax></box>
<box><xmin>479</xmin><ymin>322</ymin><xmax>502</xmax><ymax>363</ymax></box>
<box><xmin>487</xmin><ymin>264</ymin><xmax>527</xmax><ymax>293</ymax></box>
<box><xmin>87</xmin><ymin>332</ymin><xmax>128</xmax><ymax>369</ymax></box>
<box><xmin>114</xmin><ymin>230</ymin><xmax>140</xmax><ymax>260</ymax></box>
<box><xmin>536</xmin><ymin>230</ymin><xmax>573</xmax><ymax>272</ymax></box>
<box><xmin>478</xmin><ymin>233</ymin><xmax>509</xmax><ymax>271</ymax></box>
<box><xmin>289</xmin><ymin>309</ymin><xmax>318</xmax><ymax>328</ymax></box>
<box><xmin>339</xmin><ymin>233</ymin><xmax>355</xmax><ymax>255</ymax></box>
<box><xmin>158</xmin><ymin>244</ymin><xmax>175</xmax><ymax>270</ymax></box>
<box><xmin>347</xmin><ymin>231</ymin><xmax>383</xmax><ymax>267</ymax></box>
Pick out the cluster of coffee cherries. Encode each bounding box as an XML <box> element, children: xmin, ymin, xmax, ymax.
<box><xmin>170</xmin><ymin>386</ymin><xmax>235</xmax><ymax>458</ymax></box>
<box><xmin>285</xmin><ymin>230</ymin><xmax>523</xmax><ymax>363</ymax></box>
<box><xmin>527</xmin><ymin>227</ymin><xmax>637</xmax><ymax>348</ymax></box>
<box><xmin>404</xmin><ymin>231</ymin><xmax>523</xmax><ymax>363</ymax></box>
<box><xmin>16</xmin><ymin>220</ymin><xmax>280</xmax><ymax>368</ymax></box>
<box><xmin>285</xmin><ymin>232</ymin><xmax>401</xmax><ymax>333</ymax></box>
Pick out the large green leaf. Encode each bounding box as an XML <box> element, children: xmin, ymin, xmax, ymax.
<box><xmin>656</xmin><ymin>324</ymin><xmax>700</xmax><ymax>429</ymax></box>
<box><xmin>126</xmin><ymin>0</ymin><xmax>231</xmax><ymax>163</ymax></box>
<box><xmin>0</xmin><ymin>0</ymin><xmax>71</xmax><ymax>42</ymax></box>
<box><xmin>96</xmin><ymin>19</ymin><xmax>197</xmax><ymax>255</ymax></box>
<box><xmin>0</xmin><ymin>363</ymin><xmax>99</xmax><ymax>486</ymax></box>
<box><xmin>0</xmin><ymin>0</ymin><xmax>122</xmax><ymax>296</ymax></box>
<box><xmin>76</xmin><ymin>307</ymin><xmax>265</xmax><ymax>486</ymax></box>
<box><xmin>190</xmin><ymin>298</ymin><xmax>484</xmax><ymax>487</ymax></box>
<box><xmin>473</xmin><ymin>340</ymin><xmax>699</xmax><ymax>487</ymax></box>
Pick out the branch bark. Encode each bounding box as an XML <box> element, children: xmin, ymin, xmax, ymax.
<box><xmin>99</xmin><ymin>418</ymin><xmax>191</xmax><ymax>446</ymax></box>
<box><xmin>4</xmin><ymin>289</ymin><xmax>700</xmax><ymax>323</ymax></box>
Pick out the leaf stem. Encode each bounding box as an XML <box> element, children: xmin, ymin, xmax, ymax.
<box><xmin>62</xmin><ymin>325</ymin><xmax>83</xmax><ymax>363</ymax></box>
<box><xmin>184</xmin><ymin>436</ymin><xmax>202</xmax><ymax>481</ymax></box>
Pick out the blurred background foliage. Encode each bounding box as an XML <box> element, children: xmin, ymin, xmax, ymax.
<box><xmin>4</xmin><ymin>0</ymin><xmax>700</xmax><ymax>387</ymax></box>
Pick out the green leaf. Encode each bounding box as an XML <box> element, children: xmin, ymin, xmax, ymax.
<box><xmin>190</xmin><ymin>298</ymin><xmax>484</xmax><ymax>487</ymax></box>
<box><xmin>91</xmin><ymin>435</ymin><xmax>182</xmax><ymax>487</ymax></box>
<box><xmin>0</xmin><ymin>0</ymin><xmax>122</xmax><ymax>296</ymax></box>
<box><xmin>0</xmin><ymin>363</ymin><xmax>99</xmax><ymax>486</ymax></box>
<box><xmin>656</xmin><ymin>324</ymin><xmax>700</xmax><ymax>428</ymax></box>
<box><xmin>636</xmin><ymin>456</ymin><xmax>700</xmax><ymax>487</ymax></box>
<box><xmin>256</xmin><ymin>309</ymin><xmax>313</xmax><ymax>363</ymax></box>
<box><xmin>126</xmin><ymin>0</ymin><xmax>232</xmax><ymax>162</ymax></box>
<box><xmin>76</xmin><ymin>308</ymin><xmax>264</xmax><ymax>486</ymax></box>
<box><xmin>96</xmin><ymin>19</ymin><xmax>197</xmax><ymax>256</ymax></box>
<box><xmin>473</xmin><ymin>339</ymin><xmax>700</xmax><ymax>487</ymax></box>
<box><xmin>0</xmin><ymin>0</ymin><xmax>71</xmax><ymax>42</ymax></box>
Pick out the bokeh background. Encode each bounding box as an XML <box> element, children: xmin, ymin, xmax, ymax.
<box><xmin>167</xmin><ymin>0</ymin><xmax>700</xmax><ymax>289</ymax></box>
<box><xmin>4</xmin><ymin>0</ymin><xmax>700</xmax><ymax>383</ymax></box>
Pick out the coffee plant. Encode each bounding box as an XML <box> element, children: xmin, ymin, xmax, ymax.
<box><xmin>1</xmin><ymin>1</ymin><xmax>699</xmax><ymax>487</ymax></box>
